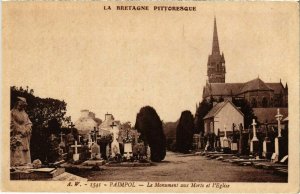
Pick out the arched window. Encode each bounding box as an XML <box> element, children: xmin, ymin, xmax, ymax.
<box><xmin>262</xmin><ymin>97</ymin><xmax>268</xmax><ymax>107</ymax></box>
<box><xmin>251</xmin><ymin>98</ymin><xmax>257</xmax><ymax>108</ymax></box>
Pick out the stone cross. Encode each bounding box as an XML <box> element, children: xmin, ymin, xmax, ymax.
<box><xmin>251</xmin><ymin>119</ymin><xmax>258</xmax><ymax>141</ymax></box>
<box><xmin>59</xmin><ymin>132</ymin><xmax>64</xmax><ymax>142</ymax></box>
<box><xmin>264</xmin><ymin>121</ymin><xmax>269</xmax><ymax>140</ymax></box>
<box><xmin>222</xmin><ymin>125</ymin><xmax>229</xmax><ymax>149</ymax></box>
<box><xmin>110</xmin><ymin>122</ymin><xmax>117</xmax><ymax>129</ymax></box>
<box><xmin>92</xmin><ymin>127</ymin><xmax>99</xmax><ymax>141</ymax></box>
<box><xmin>69</xmin><ymin>122</ymin><xmax>75</xmax><ymax>128</ymax></box>
<box><xmin>87</xmin><ymin>133</ymin><xmax>93</xmax><ymax>148</ymax></box>
<box><xmin>71</xmin><ymin>141</ymin><xmax>82</xmax><ymax>154</ymax></box>
<box><xmin>275</xmin><ymin>108</ymin><xmax>283</xmax><ymax>137</ymax></box>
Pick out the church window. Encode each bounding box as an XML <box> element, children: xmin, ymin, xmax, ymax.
<box><xmin>251</xmin><ymin>98</ymin><xmax>257</xmax><ymax>108</ymax></box>
<box><xmin>262</xmin><ymin>97</ymin><xmax>268</xmax><ymax>107</ymax></box>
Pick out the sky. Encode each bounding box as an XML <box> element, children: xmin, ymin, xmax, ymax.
<box><xmin>3</xmin><ymin>2</ymin><xmax>298</xmax><ymax>124</ymax></box>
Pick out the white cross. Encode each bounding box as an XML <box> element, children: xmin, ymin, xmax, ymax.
<box><xmin>71</xmin><ymin>141</ymin><xmax>82</xmax><ymax>154</ymax></box>
<box><xmin>275</xmin><ymin>108</ymin><xmax>283</xmax><ymax>137</ymax></box>
<box><xmin>251</xmin><ymin>119</ymin><xmax>258</xmax><ymax>141</ymax></box>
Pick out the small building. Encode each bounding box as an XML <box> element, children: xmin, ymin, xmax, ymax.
<box><xmin>203</xmin><ymin>100</ymin><xmax>244</xmax><ymax>135</ymax></box>
<box><xmin>75</xmin><ymin>109</ymin><xmax>97</xmax><ymax>135</ymax></box>
<box><xmin>99</xmin><ymin>113</ymin><xmax>120</xmax><ymax>136</ymax></box>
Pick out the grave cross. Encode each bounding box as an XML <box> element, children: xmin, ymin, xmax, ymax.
<box><xmin>69</xmin><ymin>122</ymin><xmax>75</xmax><ymax>128</ymax></box>
<box><xmin>224</xmin><ymin>125</ymin><xmax>227</xmax><ymax>138</ymax></box>
<box><xmin>71</xmin><ymin>140</ymin><xmax>82</xmax><ymax>154</ymax></box>
<box><xmin>275</xmin><ymin>108</ymin><xmax>283</xmax><ymax>137</ymax></box>
<box><xmin>59</xmin><ymin>132</ymin><xmax>64</xmax><ymax>142</ymax></box>
<box><xmin>264</xmin><ymin>120</ymin><xmax>269</xmax><ymax>140</ymax></box>
<box><xmin>251</xmin><ymin>119</ymin><xmax>258</xmax><ymax>141</ymax></box>
<box><xmin>232</xmin><ymin>123</ymin><xmax>237</xmax><ymax>142</ymax></box>
<box><xmin>92</xmin><ymin>127</ymin><xmax>99</xmax><ymax>140</ymax></box>
<box><xmin>110</xmin><ymin>122</ymin><xmax>117</xmax><ymax>129</ymax></box>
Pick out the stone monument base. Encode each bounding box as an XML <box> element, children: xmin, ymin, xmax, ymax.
<box><xmin>82</xmin><ymin>159</ymin><xmax>105</xmax><ymax>166</ymax></box>
<box><xmin>10</xmin><ymin>167</ymin><xmax>65</xmax><ymax>180</ymax></box>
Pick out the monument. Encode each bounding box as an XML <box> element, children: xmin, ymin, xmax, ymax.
<box><xmin>110</xmin><ymin>122</ymin><xmax>120</xmax><ymax>157</ymax></box>
<box><xmin>10</xmin><ymin>97</ymin><xmax>32</xmax><ymax>166</ymax></box>
<box><xmin>71</xmin><ymin>141</ymin><xmax>82</xmax><ymax>161</ymax></box>
<box><xmin>222</xmin><ymin>125</ymin><xmax>230</xmax><ymax>153</ymax></box>
<box><xmin>262</xmin><ymin>122</ymin><xmax>272</xmax><ymax>159</ymax></box>
<box><xmin>123</xmin><ymin>128</ymin><xmax>133</xmax><ymax>159</ymax></box>
<box><xmin>230</xmin><ymin>123</ymin><xmax>238</xmax><ymax>153</ymax></box>
<box><xmin>274</xmin><ymin>108</ymin><xmax>284</xmax><ymax>161</ymax></box>
<box><xmin>90</xmin><ymin>142</ymin><xmax>101</xmax><ymax>160</ymax></box>
<box><xmin>250</xmin><ymin>119</ymin><xmax>259</xmax><ymax>156</ymax></box>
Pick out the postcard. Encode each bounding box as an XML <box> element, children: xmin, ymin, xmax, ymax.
<box><xmin>1</xmin><ymin>1</ymin><xmax>299</xmax><ymax>193</ymax></box>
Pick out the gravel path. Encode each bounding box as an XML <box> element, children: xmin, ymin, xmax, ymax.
<box><xmin>75</xmin><ymin>152</ymin><xmax>287</xmax><ymax>182</ymax></box>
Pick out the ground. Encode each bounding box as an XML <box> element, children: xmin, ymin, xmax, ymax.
<box><xmin>75</xmin><ymin>152</ymin><xmax>287</xmax><ymax>182</ymax></box>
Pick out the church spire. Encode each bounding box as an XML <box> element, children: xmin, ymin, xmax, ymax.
<box><xmin>206</xmin><ymin>17</ymin><xmax>226</xmax><ymax>83</ymax></box>
<box><xmin>212</xmin><ymin>17</ymin><xmax>220</xmax><ymax>55</ymax></box>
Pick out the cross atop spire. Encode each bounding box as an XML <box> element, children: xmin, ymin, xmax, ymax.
<box><xmin>212</xmin><ymin>17</ymin><xmax>220</xmax><ymax>55</ymax></box>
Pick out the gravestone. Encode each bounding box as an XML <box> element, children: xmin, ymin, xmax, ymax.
<box><xmin>280</xmin><ymin>155</ymin><xmax>288</xmax><ymax>165</ymax></box>
<box><xmin>106</xmin><ymin>144</ymin><xmax>110</xmax><ymax>159</ymax></box>
<box><xmin>250</xmin><ymin>119</ymin><xmax>259</xmax><ymax>156</ymax></box>
<box><xmin>204</xmin><ymin>135</ymin><xmax>211</xmax><ymax>151</ymax></box>
<box><xmin>271</xmin><ymin>153</ymin><xmax>278</xmax><ymax>163</ymax></box>
<box><xmin>146</xmin><ymin>146</ymin><xmax>151</xmax><ymax>159</ymax></box>
<box><xmin>110</xmin><ymin>123</ymin><xmax>120</xmax><ymax>157</ymax></box>
<box><xmin>59</xmin><ymin>132</ymin><xmax>66</xmax><ymax>150</ymax></box>
<box><xmin>71</xmin><ymin>141</ymin><xmax>82</xmax><ymax>161</ymax></box>
<box><xmin>274</xmin><ymin>108</ymin><xmax>285</xmax><ymax>161</ymax></box>
<box><xmin>231</xmin><ymin>123</ymin><xmax>238</xmax><ymax>153</ymax></box>
<box><xmin>90</xmin><ymin>142</ymin><xmax>101</xmax><ymax>160</ymax></box>
<box><xmin>47</xmin><ymin>134</ymin><xmax>60</xmax><ymax>163</ymax></box>
<box><xmin>262</xmin><ymin>124</ymin><xmax>272</xmax><ymax>159</ymax></box>
<box><xmin>124</xmin><ymin>143</ymin><xmax>133</xmax><ymax>159</ymax></box>
<box><xmin>222</xmin><ymin>125</ymin><xmax>230</xmax><ymax>153</ymax></box>
<box><xmin>238</xmin><ymin>124</ymin><xmax>244</xmax><ymax>155</ymax></box>
<box><xmin>87</xmin><ymin>133</ymin><xmax>93</xmax><ymax>148</ymax></box>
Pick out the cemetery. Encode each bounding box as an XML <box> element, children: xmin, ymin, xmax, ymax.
<box><xmin>10</xmin><ymin>96</ymin><xmax>152</xmax><ymax>180</ymax></box>
<box><xmin>8</xmin><ymin>16</ymin><xmax>290</xmax><ymax>182</ymax></box>
<box><xmin>196</xmin><ymin>108</ymin><xmax>288</xmax><ymax>178</ymax></box>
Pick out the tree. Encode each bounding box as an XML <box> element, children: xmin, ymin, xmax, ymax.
<box><xmin>232</xmin><ymin>98</ymin><xmax>257</xmax><ymax>128</ymax></box>
<box><xmin>194</xmin><ymin>99</ymin><xmax>213</xmax><ymax>134</ymax></box>
<box><xmin>134</xmin><ymin>106</ymin><xmax>166</xmax><ymax>162</ymax></box>
<box><xmin>176</xmin><ymin>111</ymin><xmax>194</xmax><ymax>153</ymax></box>
<box><xmin>10</xmin><ymin>86</ymin><xmax>72</xmax><ymax>161</ymax></box>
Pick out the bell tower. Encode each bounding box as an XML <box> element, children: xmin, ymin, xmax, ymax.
<box><xmin>207</xmin><ymin>17</ymin><xmax>226</xmax><ymax>83</ymax></box>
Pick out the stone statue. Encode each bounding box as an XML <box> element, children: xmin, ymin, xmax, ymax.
<box><xmin>10</xmin><ymin>97</ymin><xmax>32</xmax><ymax>166</ymax></box>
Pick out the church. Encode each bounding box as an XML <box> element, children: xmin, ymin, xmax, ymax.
<box><xmin>202</xmin><ymin>18</ymin><xmax>288</xmax><ymax>108</ymax></box>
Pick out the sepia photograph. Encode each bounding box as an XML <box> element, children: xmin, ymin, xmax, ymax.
<box><xmin>1</xmin><ymin>1</ymin><xmax>299</xmax><ymax>193</ymax></box>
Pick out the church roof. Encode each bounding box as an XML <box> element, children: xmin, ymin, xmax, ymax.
<box><xmin>203</xmin><ymin>83</ymin><xmax>243</xmax><ymax>98</ymax></box>
<box><xmin>253</xmin><ymin>108</ymin><xmax>288</xmax><ymax>124</ymax></box>
<box><xmin>203</xmin><ymin>100</ymin><xmax>243</xmax><ymax>119</ymax></box>
<box><xmin>240</xmin><ymin>78</ymin><xmax>273</xmax><ymax>93</ymax></box>
<box><xmin>266</xmin><ymin>83</ymin><xmax>284</xmax><ymax>94</ymax></box>
<box><xmin>202</xmin><ymin>78</ymin><xmax>285</xmax><ymax>99</ymax></box>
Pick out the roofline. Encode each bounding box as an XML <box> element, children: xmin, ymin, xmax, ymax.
<box><xmin>203</xmin><ymin>100</ymin><xmax>244</xmax><ymax>119</ymax></box>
